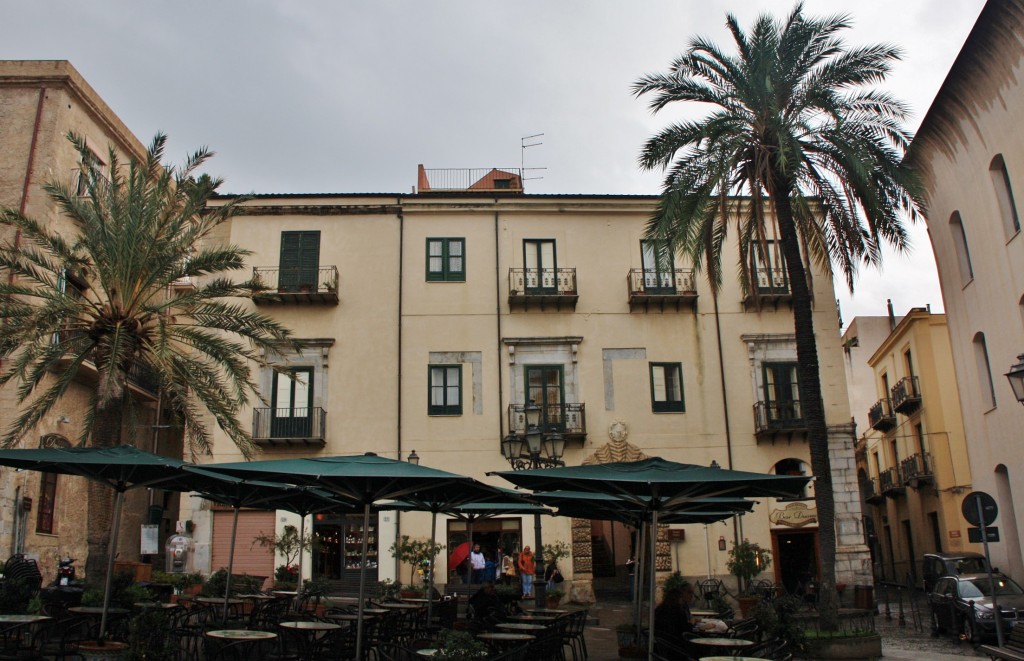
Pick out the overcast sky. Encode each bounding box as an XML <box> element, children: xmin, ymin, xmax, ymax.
<box><xmin>2</xmin><ymin>0</ymin><xmax>988</xmax><ymax>327</ymax></box>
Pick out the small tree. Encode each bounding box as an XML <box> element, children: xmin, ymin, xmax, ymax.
<box><xmin>252</xmin><ymin>524</ymin><xmax>311</xmax><ymax>575</ymax></box>
<box><xmin>541</xmin><ymin>541</ymin><xmax>571</xmax><ymax>569</ymax></box>
<box><xmin>389</xmin><ymin>535</ymin><xmax>444</xmax><ymax>587</ymax></box>
<box><xmin>726</xmin><ymin>540</ymin><xmax>772</xmax><ymax>594</ymax></box>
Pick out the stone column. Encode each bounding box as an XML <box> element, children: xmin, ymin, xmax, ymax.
<box><xmin>829</xmin><ymin>422</ymin><xmax>873</xmax><ymax>587</ymax></box>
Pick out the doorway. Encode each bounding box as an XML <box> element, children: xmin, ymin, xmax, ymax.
<box><xmin>772</xmin><ymin>529</ymin><xmax>818</xmax><ymax>595</ymax></box>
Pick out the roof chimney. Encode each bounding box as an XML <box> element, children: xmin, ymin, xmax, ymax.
<box><xmin>887</xmin><ymin>299</ymin><xmax>896</xmax><ymax>331</ymax></box>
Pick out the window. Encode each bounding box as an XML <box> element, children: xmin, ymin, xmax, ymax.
<box><xmin>279</xmin><ymin>231</ymin><xmax>321</xmax><ymax>292</ymax></box>
<box><xmin>523</xmin><ymin>240</ymin><xmax>557</xmax><ymax>292</ymax></box>
<box><xmin>973</xmin><ymin>332</ymin><xmax>997</xmax><ymax>409</ymax></box>
<box><xmin>272</xmin><ymin>367</ymin><xmax>313</xmax><ymax>437</ymax></box>
<box><xmin>763</xmin><ymin>362</ymin><xmax>800</xmax><ymax>422</ymax></box>
<box><xmin>640</xmin><ymin>240</ymin><xmax>676</xmax><ymax>293</ymax></box>
<box><xmin>989</xmin><ymin>154</ymin><xmax>1020</xmax><ymax>237</ymax></box>
<box><xmin>750</xmin><ymin>241</ymin><xmax>788</xmax><ymax>293</ymax></box>
<box><xmin>649</xmin><ymin>362</ymin><xmax>685</xmax><ymax>412</ymax></box>
<box><xmin>36</xmin><ymin>472</ymin><xmax>57</xmax><ymax>534</ymax></box>
<box><xmin>426</xmin><ymin>238</ymin><xmax>465</xmax><ymax>282</ymax></box>
<box><xmin>429</xmin><ymin>365</ymin><xmax>462</xmax><ymax>415</ymax></box>
<box><xmin>949</xmin><ymin>212</ymin><xmax>973</xmax><ymax>284</ymax></box>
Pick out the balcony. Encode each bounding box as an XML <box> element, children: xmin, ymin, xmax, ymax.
<box><xmin>753</xmin><ymin>400</ymin><xmax>806</xmax><ymax>442</ymax></box>
<box><xmin>50</xmin><ymin>330</ymin><xmax>158</xmax><ymax>399</ymax></box>
<box><xmin>901</xmin><ymin>452</ymin><xmax>934</xmax><ymax>488</ymax></box>
<box><xmin>251</xmin><ymin>266</ymin><xmax>339</xmax><ymax>306</ymax></box>
<box><xmin>744</xmin><ymin>266</ymin><xmax>791</xmax><ymax>306</ymax></box>
<box><xmin>879</xmin><ymin>466</ymin><xmax>905</xmax><ymax>497</ymax></box>
<box><xmin>418</xmin><ymin>166</ymin><xmax>525</xmax><ymax>193</ymax></box>
<box><xmin>252</xmin><ymin>407</ymin><xmax>326</xmax><ymax>447</ymax></box>
<box><xmin>868</xmin><ymin>398</ymin><xmax>897</xmax><ymax>432</ymax></box>
<box><xmin>891</xmin><ymin>376</ymin><xmax>922</xmax><ymax>415</ymax></box>
<box><xmin>508</xmin><ymin>268</ymin><xmax>578</xmax><ymax>311</ymax></box>
<box><xmin>508</xmin><ymin>402</ymin><xmax>586</xmax><ymax>443</ymax></box>
<box><xmin>863</xmin><ymin>477</ymin><xmax>885</xmax><ymax>505</ymax></box>
<box><xmin>626</xmin><ymin>268</ymin><xmax>698</xmax><ymax>311</ymax></box>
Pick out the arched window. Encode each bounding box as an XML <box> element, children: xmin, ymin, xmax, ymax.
<box><xmin>973</xmin><ymin>332</ymin><xmax>997</xmax><ymax>409</ymax></box>
<box><xmin>774</xmin><ymin>458</ymin><xmax>810</xmax><ymax>498</ymax></box>
<box><xmin>949</xmin><ymin>211</ymin><xmax>974</xmax><ymax>284</ymax></box>
<box><xmin>990</xmin><ymin>154</ymin><xmax>1021</xmax><ymax>237</ymax></box>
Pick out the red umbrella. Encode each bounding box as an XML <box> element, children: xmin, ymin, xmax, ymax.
<box><xmin>449</xmin><ymin>541</ymin><xmax>470</xmax><ymax>569</ymax></box>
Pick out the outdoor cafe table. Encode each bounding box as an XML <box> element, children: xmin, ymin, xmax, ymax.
<box><xmin>0</xmin><ymin>615</ymin><xmax>51</xmax><ymax>655</ymax></box>
<box><xmin>476</xmin><ymin>632</ymin><xmax>535</xmax><ymax>650</ymax></box>
<box><xmin>207</xmin><ymin>630</ymin><xmax>278</xmax><ymax>641</ymax></box>
<box><xmin>507</xmin><ymin>614</ymin><xmax>557</xmax><ymax>623</ymax></box>
<box><xmin>495</xmin><ymin>622</ymin><xmax>547</xmax><ymax>633</ymax></box>
<box><xmin>279</xmin><ymin>621</ymin><xmax>341</xmax><ymax>661</ymax></box>
<box><xmin>691</xmin><ymin>609</ymin><xmax>719</xmax><ymax>617</ymax></box>
<box><xmin>415</xmin><ymin>648</ymin><xmax>437</xmax><ymax>657</ymax></box>
<box><xmin>379</xmin><ymin>602</ymin><xmax>423</xmax><ymax>610</ymax></box>
<box><xmin>690</xmin><ymin>637</ymin><xmax>757</xmax><ymax>656</ymax></box>
<box><xmin>525</xmin><ymin>608</ymin><xmax>567</xmax><ymax>615</ymax></box>
<box><xmin>699</xmin><ymin>657</ymin><xmax>764</xmax><ymax>661</ymax></box>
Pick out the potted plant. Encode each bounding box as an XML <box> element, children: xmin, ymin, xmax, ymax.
<box><xmin>433</xmin><ymin>629</ymin><xmax>489</xmax><ymax>660</ymax></box>
<box><xmin>726</xmin><ymin>539</ymin><xmax>772</xmax><ymax>616</ymax></box>
<box><xmin>615</xmin><ymin>623</ymin><xmax>639</xmax><ymax>647</ymax></box>
<box><xmin>545</xmin><ymin>588</ymin><xmax>564</xmax><ymax>608</ymax></box>
<box><xmin>389</xmin><ymin>535</ymin><xmax>444</xmax><ymax>597</ymax></box>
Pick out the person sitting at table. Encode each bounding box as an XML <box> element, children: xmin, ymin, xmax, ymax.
<box><xmin>654</xmin><ymin>586</ymin><xmax>699</xmax><ymax>655</ymax></box>
<box><xmin>468</xmin><ymin>581</ymin><xmax>502</xmax><ymax>624</ymax></box>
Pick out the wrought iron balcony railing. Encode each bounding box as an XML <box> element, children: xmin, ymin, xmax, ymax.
<box><xmin>891</xmin><ymin>376</ymin><xmax>922</xmax><ymax>415</ymax></box>
<box><xmin>508</xmin><ymin>268</ymin><xmax>579</xmax><ymax>310</ymax></box>
<box><xmin>868</xmin><ymin>397</ymin><xmax>897</xmax><ymax>432</ymax></box>
<box><xmin>626</xmin><ymin>268</ymin><xmax>698</xmax><ymax>310</ymax></box>
<box><xmin>879</xmin><ymin>466</ymin><xmax>904</xmax><ymax>496</ymax></box>
<box><xmin>252</xmin><ymin>407</ymin><xmax>326</xmax><ymax>447</ymax></box>
<box><xmin>753</xmin><ymin>400</ymin><xmax>805</xmax><ymax>437</ymax></box>
<box><xmin>863</xmin><ymin>477</ymin><xmax>884</xmax><ymax>505</ymax></box>
<box><xmin>251</xmin><ymin>266</ymin><xmax>339</xmax><ymax>305</ymax></box>
<box><xmin>508</xmin><ymin>402</ymin><xmax>586</xmax><ymax>439</ymax></box>
<box><xmin>418</xmin><ymin>166</ymin><xmax>525</xmax><ymax>192</ymax></box>
<box><xmin>752</xmin><ymin>267</ymin><xmax>790</xmax><ymax>295</ymax></box>
<box><xmin>49</xmin><ymin>330</ymin><xmax>158</xmax><ymax>397</ymax></box>
<box><xmin>901</xmin><ymin>452</ymin><xmax>934</xmax><ymax>487</ymax></box>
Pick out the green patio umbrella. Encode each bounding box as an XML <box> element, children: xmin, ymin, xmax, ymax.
<box><xmin>491</xmin><ymin>457</ymin><xmax>810</xmax><ymax>657</ymax></box>
<box><xmin>0</xmin><ymin>445</ymin><xmax>190</xmax><ymax>642</ymax></box>
<box><xmin>195</xmin><ymin>452</ymin><xmax>476</xmax><ymax>661</ymax></box>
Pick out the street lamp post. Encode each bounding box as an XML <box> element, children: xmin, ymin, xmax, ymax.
<box><xmin>501</xmin><ymin>401</ymin><xmax>565</xmax><ymax>607</ymax></box>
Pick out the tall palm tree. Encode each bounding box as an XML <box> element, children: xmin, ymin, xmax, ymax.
<box><xmin>0</xmin><ymin>132</ymin><xmax>298</xmax><ymax>581</ymax></box>
<box><xmin>634</xmin><ymin>4</ymin><xmax>922</xmax><ymax>627</ymax></box>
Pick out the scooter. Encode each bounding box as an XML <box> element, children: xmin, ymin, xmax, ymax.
<box><xmin>55</xmin><ymin>557</ymin><xmax>76</xmax><ymax>587</ymax></box>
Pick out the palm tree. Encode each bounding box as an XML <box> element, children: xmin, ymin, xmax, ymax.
<box><xmin>634</xmin><ymin>5</ymin><xmax>922</xmax><ymax>627</ymax></box>
<box><xmin>0</xmin><ymin>132</ymin><xmax>298</xmax><ymax>582</ymax></box>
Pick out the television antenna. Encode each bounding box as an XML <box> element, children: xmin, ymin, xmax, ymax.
<box><xmin>521</xmin><ymin>133</ymin><xmax>547</xmax><ymax>182</ymax></box>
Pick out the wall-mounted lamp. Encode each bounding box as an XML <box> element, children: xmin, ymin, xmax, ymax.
<box><xmin>57</xmin><ymin>416</ymin><xmax>70</xmax><ymax>424</ymax></box>
<box><xmin>718</xmin><ymin>535</ymin><xmax>727</xmax><ymax>551</ymax></box>
<box><xmin>407</xmin><ymin>450</ymin><xmax>419</xmax><ymax>465</ymax></box>
<box><xmin>1006</xmin><ymin>354</ymin><xmax>1024</xmax><ymax>405</ymax></box>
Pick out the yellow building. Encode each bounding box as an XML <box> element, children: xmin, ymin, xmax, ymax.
<box><xmin>848</xmin><ymin>309</ymin><xmax>976</xmax><ymax>585</ymax></box>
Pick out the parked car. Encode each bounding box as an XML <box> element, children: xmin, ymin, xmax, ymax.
<box><xmin>922</xmin><ymin>552</ymin><xmax>990</xmax><ymax>592</ymax></box>
<box><xmin>928</xmin><ymin>573</ymin><xmax>1024</xmax><ymax>643</ymax></box>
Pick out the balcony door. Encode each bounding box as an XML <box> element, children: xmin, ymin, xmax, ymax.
<box><xmin>752</xmin><ymin>241</ymin><xmax>789</xmax><ymax>293</ymax></box>
<box><xmin>272</xmin><ymin>367</ymin><xmax>313</xmax><ymax>437</ymax></box>
<box><xmin>763</xmin><ymin>362</ymin><xmax>800</xmax><ymax>424</ymax></box>
<box><xmin>280</xmin><ymin>231</ymin><xmax>321</xmax><ymax>292</ymax></box>
<box><xmin>525</xmin><ymin>365</ymin><xmax>565</xmax><ymax>431</ymax></box>
<box><xmin>523</xmin><ymin>240</ymin><xmax>557</xmax><ymax>293</ymax></box>
<box><xmin>641</xmin><ymin>240</ymin><xmax>676</xmax><ymax>293</ymax></box>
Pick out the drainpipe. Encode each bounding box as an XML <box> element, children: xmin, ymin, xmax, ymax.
<box><xmin>494</xmin><ymin>209</ymin><xmax>505</xmax><ymax>439</ymax></box>
<box><xmin>712</xmin><ymin>291</ymin><xmax>741</xmax><ymax>546</ymax></box>
<box><xmin>395</xmin><ymin>200</ymin><xmax>405</xmax><ymax>581</ymax></box>
<box><xmin>19</xmin><ymin>87</ymin><xmax>46</xmax><ymax>218</ymax></box>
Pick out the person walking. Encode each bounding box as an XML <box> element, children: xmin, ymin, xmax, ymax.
<box><xmin>500</xmin><ymin>551</ymin><xmax>516</xmax><ymax>586</ymax></box>
<box><xmin>518</xmin><ymin>546</ymin><xmax>536</xmax><ymax>598</ymax></box>
<box><xmin>469</xmin><ymin>544</ymin><xmax>486</xmax><ymax>584</ymax></box>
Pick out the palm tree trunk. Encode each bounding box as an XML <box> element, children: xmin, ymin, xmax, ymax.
<box><xmin>84</xmin><ymin>396</ymin><xmax>125</xmax><ymax>586</ymax></box>
<box><xmin>772</xmin><ymin>188</ymin><xmax>839</xmax><ymax>630</ymax></box>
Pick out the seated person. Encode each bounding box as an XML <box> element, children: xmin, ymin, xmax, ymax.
<box><xmin>467</xmin><ymin>581</ymin><xmax>502</xmax><ymax>622</ymax></box>
<box><xmin>654</xmin><ymin>587</ymin><xmax>694</xmax><ymax>648</ymax></box>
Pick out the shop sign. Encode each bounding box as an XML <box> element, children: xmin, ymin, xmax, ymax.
<box><xmin>769</xmin><ymin>501</ymin><xmax>817</xmax><ymax>528</ymax></box>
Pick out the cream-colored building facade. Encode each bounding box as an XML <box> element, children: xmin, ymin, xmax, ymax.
<box><xmin>0</xmin><ymin>60</ymin><xmax>181</xmax><ymax>582</ymax></box>
<box><xmin>0</xmin><ymin>60</ymin><xmax>870</xmax><ymax>597</ymax></box>
<box><xmin>845</xmin><ymin>310</ymin><xmax>977</xmax><ymax>585</ymax></box>
<box><xmin>910</xmin><ymin>0</ymin><xmax>1024</xmax><ymax>580</ymax></box>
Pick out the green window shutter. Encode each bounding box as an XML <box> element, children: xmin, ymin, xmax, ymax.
<box><xmin>280</xmin><ymin>231</ymin><xmax>320</xmax><ymax>291</ymax></box>
<box><xmin>426</xmin><ymin>238</ymin><xmax>466</xmax><ymax>282</ymax></box>
<box><xmin>427</xmin><ymin>239</ymin><xmax>445</xmax><ymax>281</ymax></box>
<box><xmin>650</xmin><ymin>362</ymin><xmax>685</xmax><ymax>413</ymax></box>
<box><xmin>447</xmin><ymin>239</ymin><xmax>465</xmax><ymax>280</ymax></box>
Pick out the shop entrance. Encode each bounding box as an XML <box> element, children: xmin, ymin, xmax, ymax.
<box><xmin>446</xmin><ymin>518</ymin><xmax>522</xmax><ymax>585</ymax></box>
<box><xmin>772</xmin><ymin>529</ymin><xmax>818</xmax><ymax>595</ymax></box>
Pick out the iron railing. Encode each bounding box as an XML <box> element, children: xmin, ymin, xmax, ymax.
<box><xmin>508</xmin><ymin>402</ymin><xmax>586</xmax><ymax>437</ymax></box>
<box><xmin>752</xmin><ymin>266</ymin><xmax>789</xmax><ymax>295</ymax></box>
<box><xmin>508</xmin><ymin>268</ymin><xmax>578</xmax><ymax>297</ymax></box>
<box><xmin>252</xmin><ymin>266</ymin><xmax>339</xmax><ymax>295</ymax></box>
<box><xmin>419</xmin><ymin>167</ymin><xmax>524</xmax><ymax>192</ymax></box>
<box><xmin>753</xmin><ymin>400</ymin><xmax>805</xmax><ymax>434</ymax></box>
<box><xmin>252</xmin><ymin>407</ymin><xmax>326</xmax><ymax>444</ymax></box>
<box><xmin>879</xmin><ymin>466</ymin><xmax>904</xmax><ymax>495</ymax></box>
<box><xmin>626</xmin><ymin>268</ymin><xmax>697</xmax><ymax>296</ymax></box>
<box><xmin>891</xmin><ymin>376</ymin><xmax>922</xmax><ymax>414</ymax></box>
<box><xmin>900</xmin><ymin>452</ymin><xmax>933</xmax><ymax>485</ymax></box>
<box><xmin>49</xmin><ymin>330</ymin><xmax>158</xmax><ymax>396</ymax></box>
<box><xmin>862</xmin><ymin>477</ymin><xmax>883</xmax><ymax>504</ymax></box>
<box><xmin>868</xmin><ymin>398</ymin><xmax>897</xmax><ymax>432</ymax></box>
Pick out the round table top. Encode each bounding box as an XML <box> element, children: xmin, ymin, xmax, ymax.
<box><xmin>279</xmin><ymin>621</ymin><xmax>341</xmax><ymax>631</ymax></box>
<box><xmin>321</xmin><ymin>613</ymin><xmax>361</xmax><ymax>622</ymax></box>
<box><xmin>379</xmin><ymin>602</ymin><xmax>422</xmax><ymax>609</ymax></box>
<box><xmin>496</xmin><ymin>622</ymin><xmax>547</xmax><ymax>631</ymax></box>
<box><xmin>236</xmin><ymin>593</ymin><xmax>276</xmax><ymax>600</ymax></box>
<box><xmin>691</xmin><ymin>609</ymin><xmax>719</xmax><ymax>617</ymax></box>
<box><xmin>206</xmin><ymin>630</ymin><xmax>278</xmax><ymax>641</ymax></box>
<box><xmin>477</xmin><ymin>632</ymin><xmax>535</xmax><ymax>642</ymax></box>
<box><xmin>272</xmin><ymin>590</ymin><xmax>298</xmax><ymax>596</ymax></box>
<box><xmin>415</xmin><ymin>649</ymin><xmax>437</xmax><ymax>657</ymax></box>
<box><xmin>361</xmin><ymin>608</ymin><xmax>390</xmax><ymax>615</ymax></box>
<box><xmin>401</xmin><ymin>598</ymin><xmax>433</xmax><ymax>604</ymax></box>
<box><xmin>0</xmin><ymin>615</ymin><xmax>51</xmax><ymax>623</ymax></box>
<box><xmin>526</xmin><ymin>608</ymin><xmax>566</xmax><ymax>614</ymax></box>
<box><xmin>69</xmin><ymin>607</ymin><xmax>129</xmax><ymax>615</ymax></box>
<box><xmin>195</xmin><ymin>597</ymin><xmax>246</xmax><ymax>605</ymax></box>
<box><xmin>690</xmin><ymin>637</ymin><xmax>755</xmax><ymax>647</ymax></box>
<box><xmin>699</xmin><ymin>657</ymin><xmax>764</xmax><ymax>661</ymax></box>
<box><xmin>134</xmin><ymin>602</ymin><xmax>180</xmax><ymax>609</ymax></box>
<box><xmin>507</xmin><ymin>614</ymin><xmax>556</xmax><ymax>622</ymax></box>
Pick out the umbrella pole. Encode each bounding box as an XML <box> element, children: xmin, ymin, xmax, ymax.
<box><xmin>223</xmin><ymin>506</ymin><xmax>239</xmax><ymax>624</ymax></box>
<box><xmin>633</xmin><ymin>522</ymin><xmax>645</xmax><ymax>634</ymax></box>
<box><xmin>647</xmin><ymin>512</ymin><xmax>658</xmax><ymax>660</ymax></box>
<box><xmin>427</xmin><ymin>509</ymin><xmax>437</xmax><ymax>626</ymax></box>
<box><xmin>355</xmin><ymin>502</ymin><xmax>371</xmax><ymax>661</ymax></box>
<box><xmin>99</xmin><ymin>489</ymin><xmax>125</xmax><ymax>642</ymax></box>
<box><xmin>705</xmin><ymin>524</ymin><xmax>712</xmax><ymax>580</ymax></box>
<box><xmin>296</xmin><ymin>512</ymin><xmax>306</xmax><ymax>610</ymax></box>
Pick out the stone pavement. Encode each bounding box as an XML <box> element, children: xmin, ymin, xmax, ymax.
<box><xmin>581</xmin><ymin>597</ymin><xmax>989</xmax><ymax>660</ymax></box>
